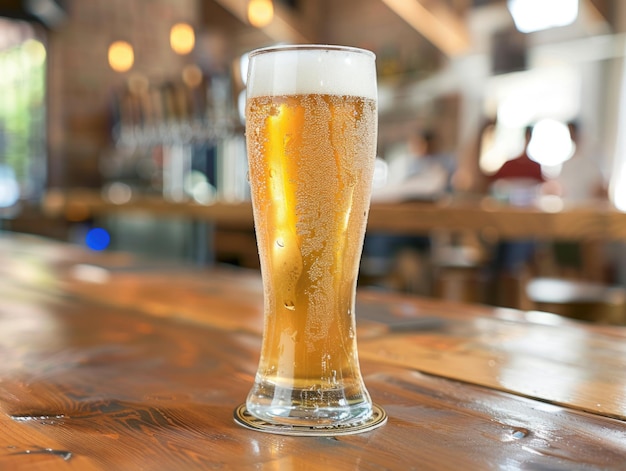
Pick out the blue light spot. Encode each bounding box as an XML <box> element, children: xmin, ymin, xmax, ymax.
<box><xmin>85</xmin><ymin>228</ymin><xmax>110</xmax><ymax>251</ymax></box>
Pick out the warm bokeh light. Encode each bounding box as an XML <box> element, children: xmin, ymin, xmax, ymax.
<box><xmin>170</xmin><ymin>23</ymin><xmax>195</xmax><ymax>55</ymax></box>
<box><xmin>65</xmin><ymin>203</ymin><xmax>91</xmax><ymax>222</ymax></box>
<box><xmin>127</xmin><ymin>73</ymin><xmax>149</xmax><ymax>95</ymax></box>
<box><xmin>182</xmin><ymin>64</ymin><xmax>203</xmax><ymax>88</ymax></box>
<box><xmin>108</xmin><ymin>40</ymin><xmax>134</xmax><ymax>72</ymax></box>
<box><xmin>247</xmin><ymin>0</ymin><xmax>274</xmax><ymax>28</ymax></box>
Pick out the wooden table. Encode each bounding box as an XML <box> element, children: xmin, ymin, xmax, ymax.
<box><xmin>42</xmin><ymin>189</ymin><xmax>619</xmax><ymax>240</ymax></box>
<box><xmin>1</xmin><ymin>233</ymin><xmax>626</xmax><ymax>470</ymax></box>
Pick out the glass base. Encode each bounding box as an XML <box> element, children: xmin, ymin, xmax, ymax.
<box><xmin>234</xmin><ymin>403</ymin><xmax>387</xmax><ymax>436</ymax></box>
<box><xmin>245</xmin><ymin>379</ymin><xmax>373</xmax><ymax>427</ymax></box>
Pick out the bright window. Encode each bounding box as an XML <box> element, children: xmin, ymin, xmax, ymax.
<box><xmin>0</xmin><ymin>18</ymin><xmax>46</xmax><ymax>206</ymax></box>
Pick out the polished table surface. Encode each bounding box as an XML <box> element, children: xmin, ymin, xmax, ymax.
<box><xmin>1</xmin><ymin>234</ymin><xmax>626</xmax><ymax>470</ymax></box>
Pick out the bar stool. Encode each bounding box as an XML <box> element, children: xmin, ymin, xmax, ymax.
<box><xmin>526</xmin><ymin>277</ymin><xmax>626</xmax><ymax>325</ymax></box>
<box><xmin>431</xmin><ymin>231</ymin><xmax>487</xmax><ymax>303</ymax></box>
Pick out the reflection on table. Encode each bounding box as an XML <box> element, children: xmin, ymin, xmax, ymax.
<box><xmin>0</xmin><ymin>233</ymin><xmax>625</xmax><ymax>469</ymax></box>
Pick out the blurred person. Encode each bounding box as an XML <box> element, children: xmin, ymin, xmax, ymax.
<box><xmin>486</xmin><ymin>125</ymin><xmax>547</xmax><ymax>307</ymax></box>
<box><xmin>489</xmin><ymin>125</ymin><xmax>545</xmax><ymax>205</ymax></box>
<box><xmin>372</xmin><ymin>128</ymin><xmax>453</xmax><ymax>202</ymax></box>
<box><xmin>363</xmin><ymin>128</ymin><xmax>456</xmax><ymax>294</ymax></box>
<box><xmin>492</xmin><ymin>125</ymin><xmax>542</xmax><ymax>180</ymax></box>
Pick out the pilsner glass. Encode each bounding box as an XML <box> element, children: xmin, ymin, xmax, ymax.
<box><xmin>238</xmin><ymin>44</ymin><xmax>384</xmax><ymax>435</ymax></box>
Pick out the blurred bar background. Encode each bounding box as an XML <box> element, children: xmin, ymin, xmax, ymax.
<box><xmin>1</xmin><ymin>0</ymin><xmax>626</xmax><ymax>321</ymax></box>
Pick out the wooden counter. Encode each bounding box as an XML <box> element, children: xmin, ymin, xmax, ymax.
<box><xmin>43</xmin><ymin>189</ymin><xmax>619</xmax><ymax>240</ymax></box>
<box><xmin>1</xmin><ymin>234</ymin><xmax>625</xmax><ymax>470</ymax></box>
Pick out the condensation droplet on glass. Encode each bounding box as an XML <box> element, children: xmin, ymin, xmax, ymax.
<box><xmin>276</xmin><ymin>239</ymin><xmax>284</xmax><ymax>248</ymax></box>
<box><xmin>284</xmin><ymin>301</ymin><xmax>295</xmax><ymax>311</ymax></box>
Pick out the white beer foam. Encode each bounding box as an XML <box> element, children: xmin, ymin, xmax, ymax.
<box><xmin>247</xmin><ymin>45</ymin><xmax>377</xmax><ymax>100</ymax></box>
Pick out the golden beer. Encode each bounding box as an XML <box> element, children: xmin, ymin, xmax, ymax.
<box><xmin>243</xmin><ymin>45</ymin><xmax>380</xmax><ymax>430</ymax></box>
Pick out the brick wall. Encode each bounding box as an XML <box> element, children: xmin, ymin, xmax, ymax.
<box><xmin>47</xmin><ymin>0</ymin><xmax>199</xmax><ymax>188</ymax></box>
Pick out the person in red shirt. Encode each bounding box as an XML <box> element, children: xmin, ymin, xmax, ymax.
<box><xmin>487</xmin><ymin>125</ymin><xmax>544</xmax><ymax>307</ymax></box>
<box><xmin>492</xmin><ymin>125</ymin><xmax>544</xmax><ymax>184</ymax></box>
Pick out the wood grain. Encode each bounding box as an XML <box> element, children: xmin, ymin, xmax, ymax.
<box><xmin>1</xmin><ymin>282</ymin><xmax>625</xmax><ymax>470</ymax></box>
<box><xmin>2</xmin><ymin>234</ymin><xmax>626</xmax><ymax>420</ymax></box>
<box><xmin>1</xmin><ymin>234</ymin><xmax>626</xmax><ymax>469</ymax></box>
<box><xmin>366</xmin><ymin>200</ymin><xmax>605</xmax><ymax>240</ymax></box>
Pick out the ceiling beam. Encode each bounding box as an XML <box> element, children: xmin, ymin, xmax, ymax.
<box><xmin>583</xmin><ymin>0</ymin><xmax>610</xmax><ymax>27</ymax></box>
<box><xmin>380</xmin><ymin>0</ymin><xmax>470</xmax><ymax>57</ymax></box>
<box><xmin>212</xmin><ymin>0</ymin><xmax>311</xmax><ymax>44</ymax></box>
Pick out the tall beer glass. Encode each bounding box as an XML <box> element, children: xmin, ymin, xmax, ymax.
<box><xmin>239</xmin><ymin>45</ymin><xmax>384</xmax><ymax>435</ymax></box>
